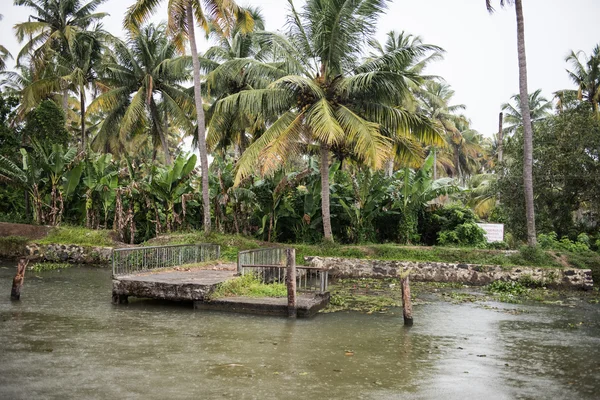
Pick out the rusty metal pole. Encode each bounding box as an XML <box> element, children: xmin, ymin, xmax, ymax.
<box><xmin>286</xmin><ymin>248</ymin><xmax>297</xmax><ymax>318</ymax></box>
<box><xmin>11</xmin><ymin>258</ymin><xmax>28</xmax><ymax>301</ymax></box>
<box><xmin>400</xmin><ymin>272</ymin><xmax>413</xmax><ymax>326</ymax></box>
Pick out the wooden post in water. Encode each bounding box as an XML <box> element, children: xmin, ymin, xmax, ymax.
<box><xmin>285</xmin><ymin>248</ymin><xmax>297</xmax><ymax>318</ymax></box>
<box><xmin>11</xmin><ymin>258</ymin><xmax>28</xmax><ymax>301</ymax></box>
<box><xmin>400</xmin><ymin>270</ymin><xmax>413</xmax><ymax>326</ymax></box>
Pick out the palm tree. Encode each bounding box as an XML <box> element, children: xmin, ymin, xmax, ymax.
<box><xmin>487</xmin><ymin>0</ymin><xmax>537</xmax><ymax>246</ymax></box>
<box><xmin>14</xmin><ymin>0</ymin><xmax>108</xmax><ymax>112</ymax></box>
<box><xmin>417</xmin><ymin>80</ymin><xmax>466</xmax><ymax>179</ymax></box>
<box><xmin>0</xmin><ymin>15</ymin><xmax>13</xmax><ymax>72</ymax></box>
<box><xmin>368</xmin><ymin>31</ymin><xmax>445</xmax><ymax>175</ymax></box>
<box><xmin>212</xmin><ymin>0</ymin><xmax>441</xmax><ymax>241</ymax></box>
<box><xmin>89</xmin><ymin>23</ymin><xmax>194</xmax><ymax>164</ymax></box>
<box><xmin>565</xmin><ymin>44</ymin><xmax>600</xmax><ymax>113</ymax></box>
<box><xmin>124</xmin><ymin>0</ymin><xmax>253</xmax><ymax>233</ymax></box>
<box><xmin>201</xmin><ymin>7</ymin><xmax>270</xmax><ymax>158</ymax></box>
<box><xmin>501</xmin><ymin>89</ymin><xmax>552</xmax><ymax>135</ymax></box>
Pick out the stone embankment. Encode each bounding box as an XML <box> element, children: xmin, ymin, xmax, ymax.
<box><xmin>306</xmin><ymin>257</ymin><xmax>593</xmax><ymax>290</ymax></box>
<box><xmin>25</xmin><ymin>243</ymin><xmax>112</xmax><ymax>264</ymax></box>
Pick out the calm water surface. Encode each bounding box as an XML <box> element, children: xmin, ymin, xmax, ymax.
<box><xmin>0</xmin><ymin>261</ymin><xmax>599</xmax><ymax>400</ymax></box>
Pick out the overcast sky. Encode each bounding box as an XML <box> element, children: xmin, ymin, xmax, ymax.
<box><xmin>1</xmin><ymin>0</ymin><xmax>599</xmax><ymax>137</ymax></box>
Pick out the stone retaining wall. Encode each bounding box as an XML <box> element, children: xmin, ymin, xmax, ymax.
<box><xmin>306</xmin><ymin>256</ymin><xmax>593</xmax><ymax>290</ymax></box>
<box><xmin>26</xmin><ymin>243</ymin><xmax>112</xmax><ymax>265</ymax></box>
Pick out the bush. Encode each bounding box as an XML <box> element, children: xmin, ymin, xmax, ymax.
<box><xmin>538</xmin><ymin>232</ymin><xmax>590</xmax><ymax>253</ymax></box>
<box><xmin>420</xmin><ymin>204</ymin><xmax>486</xmax><ymax>247</ymax></box>
<box><xmin>438</xmin><ymin>222</ymin><xmax>486</xmax><ymax>247</ymax></box>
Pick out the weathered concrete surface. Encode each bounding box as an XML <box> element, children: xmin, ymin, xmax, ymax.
<box><xmin>112</xmin><ymin>270</ymin><xmax>236</xmax><ymax>302</ymax></box>
<box><xmin>306</xmin><ymin>257</ymin><xmax>594</xmax><ymax>290</ymax></box>
<box><xmin>26</xmin><ymin>243</ymin><xmax>112</xmax><ymax>264</ymax></box>
<box><xmin>195</xmin><ymin>293</ymin><xmax>330</xmax><ymax>318</ymax></box>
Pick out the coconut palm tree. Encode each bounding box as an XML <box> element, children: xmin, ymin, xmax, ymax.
<box><xmin>212</xmin><ymin>0</ymin><xmax>441</xmax><ymax>241</ymax></box>
<box><xmin>367</xmin><ymin>31</ymin><xmax>444</xmax><ymax>175</ymax></box>
<box><xmin>201</xmin><ymin>7</ymin><xmax>271</xmax><ymax>158</ymax></box>
<box><xmin>487</xmin><ymin>0</ymin><xmax>537</xmax><ymax>246</ymax></box>
<box><xmin>0</xmin><ymin>15</ymin><xmax>12</xmax><ymax>72</ymax></box>
<box><xmin>124</xmin><ymin>0</ymin><xmax>253</xmax><ymax>233</ymax></box>
<box><xmin>501</xmin><ymin>89</ymin><xmax>552</xmax><ymax>135</ymax></box>
<box><xmin>565</xmin><ymin>44</ymin><xmax>600</xmax><ymax>113</ymax></box>
<box><xmin>14</xmin><ymin>0</ymin><xmax>108</xmax><ymax>113</ymax></box>
<box><xmin>13</xmin><ymin>0</ymin><xmax>108</xmax><ymax>68</ymax></box>
<box><xmin>417</xmin><ymin>80</ymin><xmax>466</xmax><ymax>179</ymax></box>
<box><xmin>89</xmin><ymin>23</ymin><xmax>194</xmax><ymax>164</ymax></box>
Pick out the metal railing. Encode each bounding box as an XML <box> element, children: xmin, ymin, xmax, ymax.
<box><xmin>237</xmin><ymin>248</ymin><xmax>328</xmax><ymax>293</ymax></box>
<box><xmin>112</xmin><ymin>243</ymin><xmax>220</xmax><ymax>277</ymax></box>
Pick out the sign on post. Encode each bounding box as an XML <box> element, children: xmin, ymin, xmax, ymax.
<box><xmin>476</xmin><ymin>223</ymin><xmax>504</xmax><ymax>243</ymax></box>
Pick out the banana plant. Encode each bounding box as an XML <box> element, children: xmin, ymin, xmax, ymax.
<box><xmin>391</xmin><ymin>153</ymin><xmax>462</xmax><ymax>244</ymax></box>
<box><xmin>146</xmin><ymin>154</ymin><xmax>197</xmax><ymax>233</ymax></box>
<box><xmin>32</xmin><ymin>141</ymin><xmax>81</xmax><ymax>225</ymax></box>
<box><xmin>338</xmin><ymin>168</ymin><xmax>392</xmax><ymax>243</ymax></box>
<box><xmin>0</xmin><ymin>148</ymin><xmax>44</xmax><ymax>224</ymax></box>
<box><xmin>83</xmin><ymin>153</ymin><xmax>119</xmax><ymax>228</ymax></box>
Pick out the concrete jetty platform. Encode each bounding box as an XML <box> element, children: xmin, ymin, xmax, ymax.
<box><xmin>112</xmin><ymin>268</ymin><xmax>236</xmax><ymax>303</ymax></box>
<box><xmin>195</xmin><ymin>293</ymin><xmax>331</xmax><ymax>318</ymax></box>
<box><xmin>112</xmin><ymin>267</ymin><xmax>329</xmax><ymax>318</ymax></box>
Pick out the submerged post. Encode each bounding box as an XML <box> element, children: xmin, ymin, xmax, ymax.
<box><xmin>11</xmin><ymin>258</ymin><xmax>28</xmax><ymax>301</ymax></box>
<box><xmin>400</xmin><ymin>271</ymin><xmax>413</xmax><ymax>326</ymax></box>
<box><xmin>285</xmin><ymin>248</ymin><xmax>297</xmax><ymax>318</ymax></box>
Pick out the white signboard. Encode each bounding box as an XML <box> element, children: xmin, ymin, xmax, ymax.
<box><xmin>477</xmin><ymin>223</ymin><xmax>504</xmax><ymax>243</ymax></box>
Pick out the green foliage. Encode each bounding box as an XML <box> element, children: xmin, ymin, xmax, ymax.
<box><xmin>22</xmin><ymin>100</ymin><xmax>69</xmax><ymax>145</ymax></box>
<box><xmin>421</xmin><ymin>203</ymin><xmax>485</xmax><ymax>247</ymax></box>
<box><xmin>37</xmin><ymin>226</ymin><xmax>114</xmax><ymax>247</ymax></box>
<box><xmin>486</xmin><ymin>280</ymin><xmax>529</xmax><ymax>302</ymax></box>
<box><xmin>538</xmin><ymin>232</ymin><xmax>591</xmax><ymax>253</ymax></box>
<box><xmin>438</xmin><ymin>222</ymin><xmax>486</xmax><ymax>247</ymax></box>
<box><xmin>211</xmin><ymin>273</ymin><xmax>287</xmax><ymax>298</ymax></box>
<box><xmin>510</xmin><ymin>245</ymin><xmax>556</xmax><ymax>266</ymax></box>
<box><xmin>31</xmin><ymin>262</ymin><xmax>71</xmax><ymax>272</ymax></box>
<box><xmin>497</xmin><ymin>105</ymin><xmax>600</xmax><ymax>240</ymax></box>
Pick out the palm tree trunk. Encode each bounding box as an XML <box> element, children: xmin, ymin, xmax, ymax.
<box><xmin>497</xmin><ymin>112</ymin><xmax>503</xmax><ymax>163</ymax></box>
<box><xmin>80</xmin><ymin>91</ymin><xmax>86</xmax><ymax>149</ymax></box>
<box><xmin>515</xmin><ymin>0</ymin><xmax>537</xmax><ymax>246</ymax></box>
<box><xmin>187</xmin><ymin>3</ymin><xmax>211</xmax><ymax>232</ymax></box>
<box><xmin>320</xmin><ymin>143</ymin><xmax>333</xmax><ymax>241</ymax></box>
<box><xmin>149</xmin><ymin>99</ymin><xmax>172</xmax><ymax>165</ymax></box>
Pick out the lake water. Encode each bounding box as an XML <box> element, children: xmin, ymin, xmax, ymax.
<box><xmin>1</xmin><ymin>262</ymin><xmax>599</xmax><ymax>399</ymax></box>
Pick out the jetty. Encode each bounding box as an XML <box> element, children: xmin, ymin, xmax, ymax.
<box><xmin>111</xmin><ymin>244</ymin><xmax>330</xmax><ymax>318</ymax></box>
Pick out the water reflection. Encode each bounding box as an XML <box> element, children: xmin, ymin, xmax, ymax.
<box><xmin>0</xmin><ymin>263</ymin><xmax>598</xmax><ymax>399</ymax></box>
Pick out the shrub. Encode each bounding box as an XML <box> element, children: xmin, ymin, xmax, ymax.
<box><xmin>438</xmin><ymin>222</ymin><xmax>486</xmax><ymax>247</ymax></box>
<box><xmin>538</xmin><ymin>232</ymin><xmax>591</xmax><ymax>253</ymax></box>
<box><xmin>421</xmin><ymin>204</ymin><xmax>486</xmax><ymax>247</ymax></box>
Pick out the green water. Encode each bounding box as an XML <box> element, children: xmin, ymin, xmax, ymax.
<box><xmin>0</xmin><ymin>262</ymin><xmax>599</xmax><ymax>399</ymax></box>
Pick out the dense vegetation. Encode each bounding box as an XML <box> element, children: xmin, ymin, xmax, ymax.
<box><xmin>0</xmin><ymin>1</ymin><xmax>599</xmax><ymax>260</ymax></box>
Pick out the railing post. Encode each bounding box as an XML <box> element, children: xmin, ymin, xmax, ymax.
<box><xmin>286</xmin><ymin>248</ymin><xmax>297</xmax><ymax>318</ymax></box>
<box><xmin>320</xmin><ymin>270</ymin><xmax>325</xmax><ymax>293</ymax></box>
<box><xmin>237</xmin><ymin>252</ymin><xmax>242</xmax><ymax>275</ymax></box>
<box><xmin>400</xmin><ymin>271</ymin><xmax>413</xmax><ymax>326</ymax></box>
